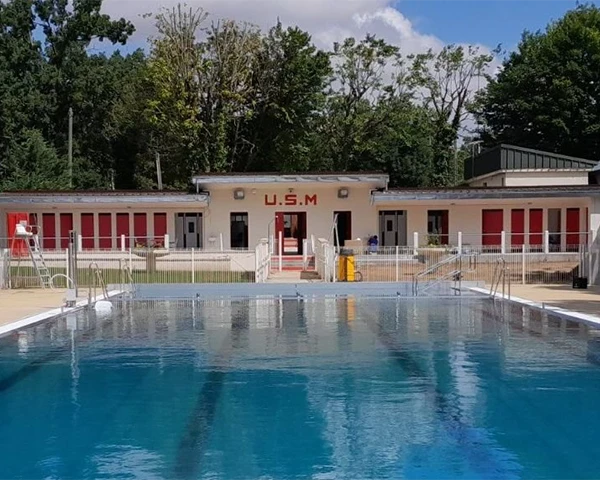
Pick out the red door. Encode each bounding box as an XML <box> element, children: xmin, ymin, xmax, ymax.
<box><xmin>511</xmin><ymin>209</ymin><xmax>525</xmax><ymax>246</ymax></box>
<box><xmin>81</xmin><ymin>213</ymin><xmax>95</xmax><ymax>249</ymax></box>
<box><xmin>134</xmin><ymin>213</ymin><xmax>147</xmax><ymax>246</ymax></box>
<box><xmin>116</xmin><ymin>213</ymin><xmax>130</xmax><ymax>248</ymax></box>
<box><xmin>566</xmin><ymin>208</ymin><xmax>580</xmax><ymax>248</ymax></box>
<box><xmin>98</xmin><ymin>213</ymin><xmax>112</xmax><ymax>249</ymax></box>
<box><xmin>482</xmin><ymin>210</ymin><xmax>503</xmax><ymax>247</ymax></box>
<box><xmin>59</xmin><ymin>213</ymin><xmax>73</xmax><ymax>249</ymax></box>
<box><xmin>529</xmin><ymin>209</ymin><xmax>543</xmax><ymax>246</ymax></box>
<box><xmin>154</xmin><ymin>213</ymin><xmax>167</xmax><ymax>247</ymax></box>
<box><xmin>42</xmin><ymin>213</ymin><xmax>56</xmax><ymax>249</ymax></box>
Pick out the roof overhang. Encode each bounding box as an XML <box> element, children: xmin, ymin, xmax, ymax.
<box><xmin>192</xmin><ymin>174</ymin><xmax>389</xmax><ymax>189</ymax></box>
<box><xmin>0</xmin><ymin>193</ymin><xmax>209</xmax><ymax>205</ymax></box>
<box><xmin>372</xmin><ymin>187</ymin><xmax>600</xmax><ymax>202</ymax></box>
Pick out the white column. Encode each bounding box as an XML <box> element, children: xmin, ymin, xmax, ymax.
<box><xmin>501</xmin><ymin>231</ymin><xmax>506</xmax><ymax>254</ymax></box>
<box><xmin>278</xmin><ymin>231</ymin><xmax>283</xmax><ymax>272</ymax></box>
<box><xmin>164</xmin><ymin>234</ymin><xmax>170</xmax><ymax>250</ymax></box>
<box><xmin>77</xmin><ymin>234</ymin><xmax>83</xmax><ymax>252</ymax></box>
<box><xmin>544</xmin><ymin>230</ymin><xmax>550</xmax><ymax>254</ymax></box>
<box><xmin>191</xmin><ymin>248</ymin><xmax>195</xmax><ymax>283</ymax></box>
<box><xmin>413</xmin><ymin>232</ymin><xmax>419</xmax><ymax>255</ymax></box>
<box><xmin>120</xmin><ymin>234</ymin><xmax>126</xmax><ymax>252</ymax></box>
<box><xmin>457</xmin><ymin>231</ymin><xmax>463</xmax><ymax>255</ymax></box>
<box><xmin>395</xmin><ymin>246</ymin><xmax>399</xmax><ymax>282</ymax></box>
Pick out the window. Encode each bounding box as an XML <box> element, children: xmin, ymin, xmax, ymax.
<box><xmin>427</xmin><ymin>210</ymin><xmax>449</xmax><ymax>245</ymax></box>
<box><xmin>230</xmin><ymin>213</ymin><xmax>249</xmax><ymax>249</ymax></box>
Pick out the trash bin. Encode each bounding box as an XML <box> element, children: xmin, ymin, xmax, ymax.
<box><xmin>338</xmin><ymin>249</ymin><xmax>355</xmax><ymax>282</ymax></box>
<box><xmin>573</xmin><ymin>275</ymin><xmax>588</xmax><ymax>289</ymax></box>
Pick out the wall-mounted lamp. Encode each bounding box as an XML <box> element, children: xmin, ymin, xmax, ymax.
<box><xmin>251</xmin><ymin>189</ymin><xmax>257</xmax><ymax>195</ymax></box>
<box><xmin>233</xmin><ymin>189</ymin><xmax>245</xmax><ymax>200</ymax></box>
<box><xmin>338</xmin><ymin>187</ymin><xmax>349</xmax><ymax>199</ymax></box>
<box><xmin>288</xmin><ymin>188</ymin><xmax>294</xmax><ymax>193</ymax></box>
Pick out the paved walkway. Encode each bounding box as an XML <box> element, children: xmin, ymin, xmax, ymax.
<box><xmin>507</xmin><ymin>284</ymin><xmax>600</xmax><ymax>317</ymax></box>
<box><xmin>266</xmin><ymin>271</ymin><xmax>321</xmax><ymax>283</ymax></box>
<box><xmin>0</xmin><ymin>289</ymin><xmax>70</xmax><ymax>328</ymax></box>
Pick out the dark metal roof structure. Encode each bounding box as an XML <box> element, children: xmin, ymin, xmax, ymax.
<box><xmin>464</xmin><ymin>144</ymin><xmax>597</xmax><ymax>180</ymax></box>
<box><xmin>373</xmin><ymin>185</ymin><xmax>600</xmax><ymax>202</ymax></box>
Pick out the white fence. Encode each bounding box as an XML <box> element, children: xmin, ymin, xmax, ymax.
<box><xmin>315</xmin><ymin>238</ymin><xmax>336</xmax><ymax>282</ymax></box>
<box><xmin>2</xmin><ymin>248</ymin><xmax>258</xmax><ymax>289</ymax></box>
<box><xmin>255</xmin><ymin>239</ymin><xmax>271</xmax><ymax>283</ymax></box>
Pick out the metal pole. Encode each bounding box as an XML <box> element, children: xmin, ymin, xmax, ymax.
<box><xmin>68</xmin><ymin>107</ymin><xmax>73</xmax><ymax>188</ymax></box>
<box><xmin>522</xmin><ymin>244</ymin><xmax>526</xmax><ymax>285</ymax></box>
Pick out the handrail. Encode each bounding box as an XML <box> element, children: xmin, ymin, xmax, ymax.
<box><xmin>88</xmin><ymin>262</ymin><xmax>108</xmax><ymax>305</ymax></box>
<box><xmin>490</xmin><ymin>258</ymin><xmax>511</xmax><ymax>299</ymax></box>
<box><xmin>413</xmin><ymin>253</ymin><xmax>460</xmax><ymax>295</ymax></box>
<box><xmin>118</xmin><ymin>259</ymin><xmax>136</xmax><ymax>294</ymax></box>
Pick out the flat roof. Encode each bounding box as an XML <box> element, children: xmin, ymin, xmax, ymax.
<box><xmin>0</xmin><ymin>191</ymin><xmax>208</xmax><ymax>205</ymax></box>
<box><xmin>374</xmin><ymin>185</ymin><xmax>600</xmax><ymax>201</ymax></box>
<box><xmin>191</xmin><ymin>173</ymin><xmax>389</xmax><ymax>188</ymax></box>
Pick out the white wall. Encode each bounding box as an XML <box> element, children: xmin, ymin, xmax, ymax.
<box><xmin>204</xmin><ymin>184</ymin><xmax>379</xmax><ymax>249</ymax></box>
<box><xmin>468</xmin><ymin>170</ymin><xmax>589</xmax><ymax>187</ymax></box>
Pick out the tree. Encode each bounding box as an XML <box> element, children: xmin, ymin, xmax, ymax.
<box><xmin>1</xmin><ymin>130</ymin><xmax>69</xmax><ymax>190</ymax></box>
<box><xmin>410</xmin><ymin>45</ymin><xmax>493</xmax><ymax>186</ymax></box>
<box><xmin>475</xmin><ymin>4</ymin><xmax>600</xmax><ymax>160</ymax></box>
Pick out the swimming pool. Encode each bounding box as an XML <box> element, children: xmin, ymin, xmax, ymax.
<box><xmin>1</xmin><ymin>294</ymin><xmax>600</xmax><ymax>479</ymax></box>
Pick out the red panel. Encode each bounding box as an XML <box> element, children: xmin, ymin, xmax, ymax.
<box><xmin>7</xmin><ymin>212</ymin><xmax>29</xmax><ymax>255</ymax></box>
<box><xmin>81</xmin><ymin>213</ymin><xmax>95</xmax><ymax>249</ymax></box>
<box><xmin>154</xmin><ymin>213</ymin><xmax>167</xmax><ymax>247</ymax></box>
<box><xmin>482</xmin><ymin>210</ymin><xmax>503</xmax><ymax>246</ymax></box>
<box><xmin>116</xmin><ymin>213</ymin><xmax>130</xmax><ymax>248</ymax></box>
<box><xmin>42</xmin><ymin>213</ymin><xmax>56</xmax><ymax>249</ymax></box>
<box><xmin>98</xmin><ymin>213</ymin><xmax>112</xmax><ymax>249</ymax></box>
<box><xmin>566</xmin><ymin>208</ymin><xmax>580</xmax><ymax>246</ymax></box>
<box><xmin>441</xmin><ymin>211</ymin><xmax>449</xmax><ymax>245</ymax></box>
<box><xmin>511</xmin><ymin>209</ymin><xmax>525</xmax><ymax>246</ymax></box>
<box><xmin>134</xmin><ymin>213</ymin><xmax>147</xmax><ymax>246</ymax></box>
<box><xmin>529</xmin><ymin>209</ymin><xmax>543</xmax><ymax>245</ymax></box>
<box><xmin>59</xmin><ymin>213</ymin><xmax>73</xmax><ymax>249</ymax></box>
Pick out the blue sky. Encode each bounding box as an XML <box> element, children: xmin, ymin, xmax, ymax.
<box><xmin>397</xmin><ymin>0</ymin><xmax>578</xmax><ymax>50</ymax></box>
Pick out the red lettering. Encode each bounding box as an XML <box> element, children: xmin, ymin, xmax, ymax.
<box><xmin>285</xmin><ymin>194</ymin><xmax>297</xmax><ymax>206</ymax></box>
<box><xmin>265</xmin><ymin>194</ymin><xmax>277</xmax><ymax>206</ymax></box>
<box><xmin>305</xmin><ymin>194</ymin><xmax>317</xmax><ymax>206</ymax></box>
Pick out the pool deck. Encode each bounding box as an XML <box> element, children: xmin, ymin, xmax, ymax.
<box><xmin>0</xmin><ymin>289</ymin><xmax>73</xmax><ymax>328</ymax></box>
<box><xmin>496</xmin><ymin>284</ymin><xmax>600</xmax><ymax>317</ymax></box>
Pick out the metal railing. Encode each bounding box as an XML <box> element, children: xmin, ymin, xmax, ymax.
<box><xmin>88</xmin><ymin>262</ymin><xmax>108</xmax><ymax>305</ymax></box>
<box><xmin>490</xmin><ymin>258</ymin><xmax>511</xmax><ymax>299</ymax></box>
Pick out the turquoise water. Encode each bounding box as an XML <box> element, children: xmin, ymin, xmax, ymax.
<box><xmin>1</xmin><ymin>297</ymin><xmax>600</xmax><ymax>479</ymax></box>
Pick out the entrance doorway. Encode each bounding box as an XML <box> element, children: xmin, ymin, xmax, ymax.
<box><xmin>176</xmin><ymin>213</ymin><xmax>203</xmax><ymax>248</ymax></box>
<box><xmin>334</xmin><ymin>211</ymin><xmax>352</xmax><ymax>247</ymax></box>
<box><xmin>379</xmin><ymin>211</ymin><xmax>407</xmax><ymax>246</ymax></box>
<box><xmin>275</xmin><ymin>212</ymin><xmax>306</xmax><ymax>255</ymax></box>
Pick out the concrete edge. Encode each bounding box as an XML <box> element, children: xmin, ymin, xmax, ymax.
<box><xmin>470</xmin><ymin>287</ymin><xmax>600</xmax><ymax>328</ymax></box>
<box><xmin>0</xmin><ymin>289</ymin><xmax>124</xmax><ymax>337</ymax></box>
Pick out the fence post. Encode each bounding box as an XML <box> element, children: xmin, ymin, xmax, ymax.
<box><xmin>219</xmin><ymin>233</ymin><xmax>224</xmax><ymax>251</ymax></box>
<box><xmin>278</xmin><ymin>231</ymin><xmax>283</xmax><ymax>272</ymax></box>
<box><xmin>501</xmin><ymin>231</ymin><xmax>506</xmax><ymax>255</ymax></box>
<box><xmin>522</xmin><ymin>244</ymin><xmax>526</xmax><ymax>285</ymax></box>
<box><xmin>191</xmin><ymin>248</ymin><xmax>195</xmax><ymax>284</ymax></box>
<box><xmin>77</xmin><ymin>234</ymin><xmax>83</xmax><ymax>252</ymax></box>
<box><xmin>164</xmin><ymin>234</ymin><xmax>169</xmax><ymax>250</ymax></box>
<box><xmin>413</xmin><ymin>232</ymin><xmax>419</xmax><ymax>255</ymax></box>
<box><xmin>121</xmin><ymin>234</ymin><xmax>126</xmax><ymax>252</ymax></box>
<box><xmin>128</xmin><ymin>248</ymin><xmax>132</xmax><ymax>272</ymax></box>
<box><xmin>303</xmin><ymin>240</ymin><xmax>308</xmax><ymax>270</ymax></box>
<box><xmin>458</xmin><ymin>231</ymin><xmax>463</xmax><ymax>255</ymax></box>
<box><xmin>589</xmin><ymin>229</ymin><xmax>594</xmax><ymax>285</ymax></box>
<box><xmin>395</xmin><ymin>246</ymin><xmax>399</xmax><ymax>282</ymax></box>
<box><xmin>544</xmin><ymin>230</ymin><xmax>550</xmax><ymax>254</ymax></box>
<box><xmin>65</xmin><ymin>248</ymin><xmax>69</xmax><ymax>286</ymax></box>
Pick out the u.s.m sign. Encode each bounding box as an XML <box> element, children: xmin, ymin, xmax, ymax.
<box><xmin>264</xmin><ymin>194</ymin><xmax>318</xmax><ymax>207</ymax></box>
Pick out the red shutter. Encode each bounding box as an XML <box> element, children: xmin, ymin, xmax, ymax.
<box><xmin>59</xmin><ymin>213</ymin><xmax>73</xmax><ymax>249</ymax></box>
<box><xmin>98</xmin><ymin>213</ymin><xmax>112</xmax><ymax>249</ymax></box>
<box><xmin>42</xmin><ymin>213</ymin><xmax>56</xmax><ymax>249</ymax></box>
<box><xmin>116</xmin><ymin>213</ymin><xmax>130</xmax><ymax>248</ymax></box>
<box><xmin>154</xmin><ymin>213</ymin><xmax>167</xmax><ymax>247</ymax></box>
<box><xmin>81</xmin><ymin>213</ymin><xmax>95</xmax><ymax>249</ymax></box>
<box><xmin>529</xmin><ymin>209</ymin><xmax>543</xmax><ymax>246</ymax></box>
<box><xmin>566</xmin><ymin>208</ymin><xmax>580</xmax><ymax>247</ymax></box>
<box><xmin>482</xmin><ymin>210</ymin><xmax>503</xmax><ymax>246</ymax></box>
<box><xmin>133</xmin><ymin>213</ymin><xmax>147</xmax><ymax>246</ymax></box>
<box><xmin>511</xmin><ymin>209</ymin><xmax>525</xmax><ymax>246</ymax></box>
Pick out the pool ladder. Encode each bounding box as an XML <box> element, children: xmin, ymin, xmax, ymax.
<box><xmin>490</xmin><ymin>258</ymin><xmax>511</xmax><ymax>299</ymax></box>
<box><xmin>118</xmin><ymin>259</ymin><xmax>136</xmax><ymax>296</ymax></box>
<box><xmin>87</xmin><ymin>262</ymin><xmax>108</xmax><ymax>305</ymax></box>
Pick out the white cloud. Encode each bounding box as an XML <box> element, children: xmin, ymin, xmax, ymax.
<box><xmin>101</xmin><ymin>0</ymin><xmax>477</xmax><ymax>55</ymax></box>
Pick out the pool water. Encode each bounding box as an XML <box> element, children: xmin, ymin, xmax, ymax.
<box><xmin>1</xmin><ymin>296</ymin><xmax>600</xmax><ymax>479</ymax></box>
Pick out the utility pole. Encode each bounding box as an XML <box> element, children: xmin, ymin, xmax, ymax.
<box><xmin>155</xmin><ymin>152</ymin><xmax>163</xmax><ymax>190</ymax></box>
<box><xmin>68</xmin><ymin>107</ymin><xmax>73</xmax><ymax>189</ymax></box>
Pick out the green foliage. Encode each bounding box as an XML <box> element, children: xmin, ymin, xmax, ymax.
<box><xmin>1</xmin><ymin>130</ymin><xmax>69</xmax><ymax>190</ymax></box>
<box><xmin>475</xmin><ymin>4</ymin><xmax>600</xmax><ymax>159</ymax></box>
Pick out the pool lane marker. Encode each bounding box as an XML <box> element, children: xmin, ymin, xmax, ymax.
<box><xmin>470</xmin><ymin>287</ymin><xmax>600</xmax><ymax>328</ymax></box>
<box><xmin>0</xmin><ymin>290</ymin><xmax>124</xmax><ymax>338</ymax></box>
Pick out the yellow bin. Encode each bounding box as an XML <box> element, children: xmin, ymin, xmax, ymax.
<box><xmin>338</xmin><ymin>250</ymin><xmax>355</xmax><ymax>282</ymax></box>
